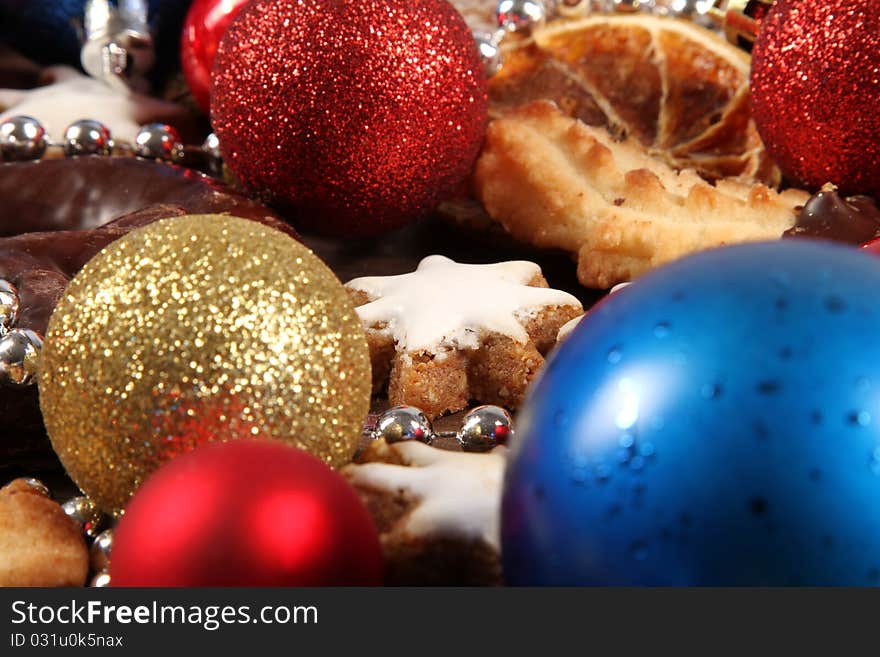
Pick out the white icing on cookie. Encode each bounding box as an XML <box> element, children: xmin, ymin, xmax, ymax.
<box><xmin>0</xmin><ymin>66</ymin><xmax>187</xmax><ymax>142</ymax></box>
<box><xmin>346</xmin><ymin>255</ymin><xmax>582</xmax><ymax>353</ymax></box>
<box><xmin>343</xmin><ymin>441</ymin><xmax>507</xmax><ymax>550</ymax></box>
<box><xmin>556</xmin><ymin>281</ymin><xmax>632</xmax><ymax>343</ymax></box>
<box><xmin>556</xmin><ymin>315</ymin><xmax>584</xmax><ymax>343</ymax></box>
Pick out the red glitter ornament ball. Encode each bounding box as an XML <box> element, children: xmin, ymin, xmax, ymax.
<box><xmin>210</xmin><ymin>0</ymin><xmax>488</xmax><ymax>237</ymax></box>
<box><xmin>751</xmin><ymin>0</ymin><xmax>880</xmax><ymax>196</ymax></box>
<box><xmin>110</xmin><ymin>440</ymin><xmax>383</xmax><ymax>586</ymax></box>
<box><xmin>180</xmin><ymin>0</ymin><xmax>251</xmax><ymax>114</ymax></box>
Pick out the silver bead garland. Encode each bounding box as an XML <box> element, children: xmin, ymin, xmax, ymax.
<box><xmin>0</xmin><ymin>115</ymin><xmax>222</xmax><ymax>169</ymax></box>
<box><xmin>0</xmin><ymin>116</ymin><xmax>47</xmax><ymax>161</ymax></box>
<box><xmin>201</xmin><ymin>132</ymin><xmax>224</xmax><ymax>175</ymax></box>
<box><xmin>0</xmin><ymin>279</ymin><xmax>20</xmax><ymax>333</ymax></box>
<box><xmin>371</xmin><ymin>404</ymin><xmax>514</xmax><ymax>451</ymax></box>
<box><xmin>59</xmin><ymin>492</ymin><xmax>114</xmax><ymax>587</ymax></box>
<box><xmin>457</xmin><ymin>405</ymin><xmax>514</xmax><ymax>452</ymax></box>
<box><xmin>0</xmin><ymin>279</ymin><xmax>43</xmax><ymax>386</ymax></box>
<box><xmin>480</xmin><ymin>0</ymin><xmax>725</xmax><ymax>78</ymax></box>
<box><xmin>62</xmin><ymin>496</ymin><xmax>107</xmax><ymax>538</ymax></box>
<box><xmin>496</xmin><ymin>0</ymin><xmax>548</xmax><ymax>32</ymax></box>
<box><xmin>90</xmin><ymin>529</ymin><xmax>114</xmax><ymax>574</ymax></box>
<box><xmin>474</xmin><ymin>32</ymin><xmax>504</xmax><ymax>78</ymax></box>
<box><xmin>373</xmin><ymin>406</ymin><xmax>434</xmax><ymax>444</ymax></box>
<box><xmin>0</xmin><ymin>329</ymin><xmax>43</xmax><ymax>386</ymax></box>
<box><xmin>134</xmin><ymin>123</ymin><xmax>184</xmax><ymax>161</ymax></box>
<box><xmin>62</xmin><ymin>119</ymin><xmax>114</xmax><ymax>157</ymax></box>
<box><xmin>90</xmin><ymin>572</ymin><xmax>112</xmax><ymax>587</ymax></box>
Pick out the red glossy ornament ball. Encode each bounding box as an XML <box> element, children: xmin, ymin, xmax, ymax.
<box><xmin>210</xmin><ymin>0</ymin><xmax>488</xmax><ymax>237</ymax></box>
<box><xmin>751</xmin><ymin>0</ymin><xmax>880</xmax><ymax>196</ymax></box>
<box><xmin>180</xmin><ymin>0</ymin><xmax>251</xmax><ymax>114</ymax></box>
<box><xmin>110</xmin><ymin>440</ymin><xmax>383</xmax><ymax>586</ymax></box>
<box><xmin>862</xmin><ymin>237</ymin><xmax>880</xmax><ymax>257</ymax></box>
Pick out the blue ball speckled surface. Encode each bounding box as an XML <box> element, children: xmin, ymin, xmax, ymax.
<box><xmin>0</xmin><ymin>0</ymin><xmax>191</xmax><ymax>79</ymax></box>
<box><xmin>502</xmin><ymin>240</ymin><xmax>880</xmax><ymax>586</ymax></box>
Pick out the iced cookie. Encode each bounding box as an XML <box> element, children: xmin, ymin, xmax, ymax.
<box><xmin>0</xmin><ymin>66</ymin><xmax>194</xmax><ymax>143</ymax></box>
<box><xmin>342</xmin><ymin>439</ymin><xmax>506</xmax><ymax>586</ymax></box>
<box><xmin>346</xmin><ymin>255</ymin><xmax>582</xmax><ymax>418</ymax></box>
<box><xmin>557</xmin><ymin>282</ymin><xmax>631</xmax><ymax>343</ymax></box>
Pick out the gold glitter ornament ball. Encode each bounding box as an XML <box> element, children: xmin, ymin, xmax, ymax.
<box><xmin>39</xmin><ymin>214</ymin><xmax>371</xmax><ymax>515</ymax></box>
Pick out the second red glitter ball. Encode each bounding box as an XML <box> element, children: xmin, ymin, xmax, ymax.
<box><xmin>751</xmin><ymin>0</ymin><xmax>880</xmax><ymax>197</ymax></box>
<box><xmin>210</xmin><ymin>0</ymin><xmax>488</xmax><ymax>238</ymax></box>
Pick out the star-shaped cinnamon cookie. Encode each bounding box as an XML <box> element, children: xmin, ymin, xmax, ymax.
<box><xmin>345</xmin><ymin>255</ymin><xmax>582</xmax><ymax>418</ymax></box>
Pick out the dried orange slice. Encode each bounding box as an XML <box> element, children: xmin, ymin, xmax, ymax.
<box><xmin>490</xmin><ymin>14</ymin><xmax>778</xmax><ymax>186</ymax></box>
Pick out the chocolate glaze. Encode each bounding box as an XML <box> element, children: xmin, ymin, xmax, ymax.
<box><xmin>783</xmin><ymin>188</ymin><xmax>880</xmax><ymax>245</ymax></box>
<box><xmin>0</xmin><ymin>156</ymin><xmax>295</xmax><ymax>463</ymax></box>
<box><xmin>0</xmin><ymin>157</ymin><xmax>291</xmax><ymax>237</ymax></box>
<box><xmin>0</xmin><ymin>157</ymin><xmax>296</xmax><ymax>334</ymax></box>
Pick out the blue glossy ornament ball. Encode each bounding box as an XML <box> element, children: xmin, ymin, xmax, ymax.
<box><xmin>0</xmin><ymin>0</ymin><xmax>191</xmax><ymax>79</ymax></box>
<box><xmin>502</xmin><ymin>240</ymin><xmax>880</xmax><ymax>585</ymax></box>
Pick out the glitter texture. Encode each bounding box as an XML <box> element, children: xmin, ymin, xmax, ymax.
<box><xmin>210</xmin><ymin>0</ymin><xmax>488</xmax><ymax>237</ymax></box>
<box><xmin>39</xmin><ymin>215</ymin><xmax>371</xmax><ymax>515</ymax></box>
<box><xmin>751</xmin><ymin>0</ymin><xmax>880</xmax><ymax>196</ymax></box>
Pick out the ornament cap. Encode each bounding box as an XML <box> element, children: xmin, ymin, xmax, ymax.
<box><xmin>80</xmin><ymin>0</ymin><xmax>155</xmax><ymax>94</ymax></box>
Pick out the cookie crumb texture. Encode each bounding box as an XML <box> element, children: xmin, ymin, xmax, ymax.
<box><xmin>343</xmin><ymin>440</ymin><xmax>506</xmax><ymax>586</ymax></box>
<box><xmin>476</xmin><ymin>101</ymin><xmax>808</xmax><ymax>288</ymax></box>
<box><xmin>0</xmin><ymin>479</ymin><xmax>88</xmax><ymax>586</ymax></box>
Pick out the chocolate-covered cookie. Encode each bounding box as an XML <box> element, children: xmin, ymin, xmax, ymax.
<box><xmin>0</xmin><ymin>156</ymin><xmax>294</xmax><ymax>463</ymax></box>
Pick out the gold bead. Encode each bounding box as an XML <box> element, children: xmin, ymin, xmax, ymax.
<box><xmin>39</xmin><ymin>215</ymin><xmax>371</xmax><ymax>515</ymax></box>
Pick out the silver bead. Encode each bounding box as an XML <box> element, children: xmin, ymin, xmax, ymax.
<box><xmin>134</xmin><ymin>123</ymin><xmax>183</xmax><ymax>161</ymax></box>
<box><xmin>457</xmin><ymin>405</ymin><xmax>513</xmax><ymax>452</ymax></box>
<box><xmin>374</xmin><ymin>406</ymin><xmax>434</xmax><ymax>444</ymax></box>
<box><xmin>0</xmin><ymin>329</ymin><xmax>42</xmax><ymax>385</ymax></box>
<box><xmin>90</xmin><ymin>528</ymin><xmax>114</xmax><ymax>573</ymax></box>
<box><xmin>202</xmin><ymin>132</ymin><xmax>221</xmax><ymax>160</ymax></box>
<box><xmin>90</xmin><ymin>572</ymin><xmax>112</xmax><ymax>587</ymax></box>
<box><xmin>202</xmin><ymin>132</ymin><xmax>223</xmax><ymax>174</ymax></box>
<box><xmin>62</xmin><ymin>119</ymin><xmax>113</xmax><ymax>156</ymax></box>
<box><xmin>651</xmin><ymin>0</ymin><xmax>717</xmax><ymax>26</ymax></box>
<box><xmin>474</xmin><ymin>32</ymin><xmax>503</xmax><ymax>78</ymax></box>
<box><xmin>0</xmin><ymin>279</ymin><xmax>19</xmax><ymax>334</ymax></box>
<box><xmin>22</xmin><ymin>478</ymin><xmax>50</xmax><ymax>497</ymax></box>
<box><xmin>0</xmin><ymin>115</ymin><xmax>47</xmax><ymax>161</ymax></box>
<box><xmin>652</xmin><ymin>0</ymin><xmax>714</xmax><ymax>16</ymax></box>
<box><xmin>62</xmin><ymin>496</ymin><xmax>104</xmax><ymax>538</ymax></box>
<box><xmin>496</xmin><ymin>0</ymin><xmax>547</xmax><ymax>32</ymax></box>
